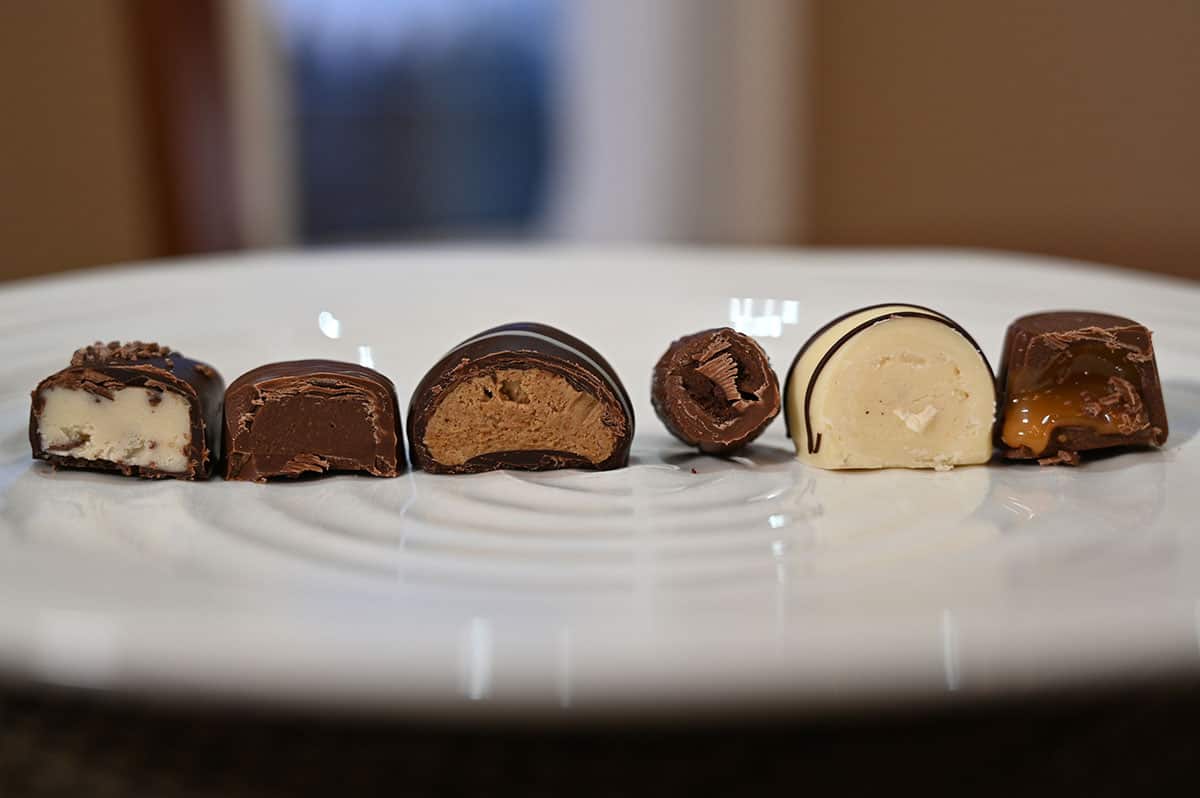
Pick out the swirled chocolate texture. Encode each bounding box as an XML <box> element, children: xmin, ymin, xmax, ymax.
<box><xmin>29</xmin><ymin>341</ymin><xmax>224</xmax><ymax>479</ymax></box>
<box><xmin>997</xmin><ymin>311</ymin><xmax>1168</xmax><ymax>465</ymax></box>
<box><xmin>224</xmin><ymin>360</ymin><xmax>403</xmax><ymax>482</ymax></box>
<box><xmin>651</xmin><ymin>327</ymin><xmax>780</xmax><ymax>455</ymax></box>
<box><xmin>784</xmin><ymin>304</ymin><xmax>996</xmax><ymax>470</ymax></box>
<box><xmin>408</xmin><ymin>323</ymin><xmax>633</xmax><ymax>474</ymax></box>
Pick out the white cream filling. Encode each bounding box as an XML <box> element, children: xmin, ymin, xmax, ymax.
<box><xmin>38</xmin><ymin>386</ymin><xmax>193</xmax><ymax>473</ymax></box>
<box><xmin>787</xmin><ymin>308</ymin><xmax>995</xmax><ymax>470</ymax></box>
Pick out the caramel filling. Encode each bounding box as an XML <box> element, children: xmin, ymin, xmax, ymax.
<box><xmin>1001</xmin><ymin>375</ymin><xmax>1148</xmax><ymax>455</ymax></box>
<box><xmin>423</xmin><ymin>368</ymin><xmax>616</xmax><ymax>466</ymax></box>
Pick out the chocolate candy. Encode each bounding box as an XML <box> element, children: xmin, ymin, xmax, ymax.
<box><xmin>29</xmin><ymin>341</ymin><xmax>224</xmax><ymax>479</ymax></box>
<box><xmin>408</xmin><ymin>322</ymin><xmax>633</xmax><ymax>473</ymax></box>
<box><xmin>997</xmin><ymin>311</ymin><xmax>1168</xmax><ymax>465</ymax></box>
<box><xmin>784</xmin><ymin>304</ymin><xmax>996</xmax><ymax>470</ymax></box>
<box><xmin>224</xmin><ymin>360</ymin><xmax>402</xmax><ymax>481</ymax></box>
<box><xmin>651</xmin><ymin>327</ymin><xmax>780</xmax><ymax>454</ymax></box>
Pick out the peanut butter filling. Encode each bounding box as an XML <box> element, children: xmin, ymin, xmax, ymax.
<box><xmin>1001</xmin><ymin>375</ymin><xmax>1149</xmax><ymax>455</ymax></box>
<box><xmin>423</xmin><ymin>368</ymin><xmax>616</xmax><ymax>466</ymax></box>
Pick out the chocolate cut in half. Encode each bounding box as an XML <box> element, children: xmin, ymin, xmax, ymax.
<box><xmin>224</xmin><ymin>360</ymin><xmax>403</xmax><ymax>481</ymax></box>
<box><xmin>997</xmin><ymin>311</ymin><xmax>1168</xmax><ymax>466</ymax></box>
<box><xmin>408</xmin><ymin>322</ymin><xmax>634</xmax><ymax>474</ymax></box>
<box><xmin>783</xmin><ymin>304</ymin><xmax>996</xmax><ymax>471</ymax></box>
<box><xmin>29</xmin><ymin>341</ymin><xmax>224</xmax><ymax>480</ymax></box>
<box><xmin>651</xmin><ymin>327</ymin><xmax>780</xmax><ymax>455</ymax></box>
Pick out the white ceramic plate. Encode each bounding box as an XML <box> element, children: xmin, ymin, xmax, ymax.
<box><xmin>1</xmin><ymin>247</ymin><xmax>1198</xmax><ymax>719</ymax></box>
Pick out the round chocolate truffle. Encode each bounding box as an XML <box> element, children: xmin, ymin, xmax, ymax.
<box><xmin>782</xmin><ymin>304</ymin><xmax>995</xmax><ymax>471</ymax></box>
<box><xmin>408</xmin><ymin>322</ymin><xmax>634</xmax><ymax>474</ymax></box>
<box><xmin>651</xmin><ymin>327</ymin><xmax>781</xmax><ymax>455</ymax></box>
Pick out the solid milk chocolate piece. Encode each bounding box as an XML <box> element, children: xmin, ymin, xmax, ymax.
<box><xmin>223</xmin><ymin>360</ymin><xmax>402</xmax><ymax>481</ymax></box>
<box><xmin>784</xmin><ymin>304</ymin><xmax>996</xmax><ymax>470</ymax></box>
<box><xmin>651</xmin><ymin>327</ymin><xmax>780</xmax><ymax>455</ymax></box>
<box><xmin>997</xmin><ymin>311</ymin><xmax>1168</xmax><ymax>465</ymax></box>
<box><xmin>408</xmin><ymin>322</ymin><xmax>633</xmax><ymax>474</ymax></box>
<box><xmin>29</xmin><ymin>341</ymin><xmax>224</xmax><ymax>479</ymax></box>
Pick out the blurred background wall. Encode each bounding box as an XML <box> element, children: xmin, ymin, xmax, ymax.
<box><xmin>1</xmin><ymin>1</ymin><xmax>1197</xmax><ymax>282</ymax></box>
<box><xmin>812</xmin><ymin>1</ymin><xmax>1200</xmax><ymax>281</ymax></box>
<box><xmin>0</xmin><ymin>2</ymin><xmax>162</xmax><ymax>278</ymax></box>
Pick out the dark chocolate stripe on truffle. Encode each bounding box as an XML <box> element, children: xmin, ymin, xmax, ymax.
<box><xmin>407</xmin><ymin>322</ymin><xmax>634</xmax><ymax>474</ymax></box>
<box><xmin>453</xmin><ymin>326</ymin><xmax>633</xmax><ymax>422</ymax></box>
<box><xmin>783</xmin><ymin>303</ymin><xmax>948</xmax><ymax>438</ymax></box>
<box><xmin>797</xmin><ymin>310</ymin><xmax>994</xmax><ymax>455</ymax></box>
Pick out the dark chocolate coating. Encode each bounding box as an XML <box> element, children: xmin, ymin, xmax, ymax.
<box><xmin>651</xmin><ymin>327</ymin><xmax>780</xmax><ymax>455</ymax></box>
<box><xmin>997</xmin><ymin>311</ymin><xmax>1168</xmax><ymax>463</ymax></box>
<box><xmin>223</xmin><ymin>360</ymin><xmax>403</xmax><ymax>482</ymax></box>
<box><xmin>29</xmin><ymin>341</ymin><xmax>224</xmax><ymax>480</ymax></box>
<box><xmin>407</xmin><ymin>322</ymin><xmax>634</xmax><ymax>474</ymax></box>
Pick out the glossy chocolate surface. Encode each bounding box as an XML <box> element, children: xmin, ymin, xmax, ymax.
<box><xmin>651</xmin><ymin>327</ymin><xmax>780</xmax><ymax>455</ymax></box>
<box><xmin>224</xmin><ymin>360</ymin><xmax>402</xmax><ymax>481</ymax></box>
<box><xmin>997</xmin><ymin>311</ymin><xmax>1168</xmax><ymax>464</ymax></box>
<box><xmin>408</xmin><ymin>322</ymin><xmax>633</xmax><ymax>474</ymax></box>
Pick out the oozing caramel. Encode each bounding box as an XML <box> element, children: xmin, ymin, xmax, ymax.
<box><xmin>1001</xmin><ymin>375</ymin><xmax>1147</xmax><ymax>455</ymax></box>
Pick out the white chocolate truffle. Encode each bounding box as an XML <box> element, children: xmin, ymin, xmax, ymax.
<box><xmin>784</xmin><ymin>304</ymin><xmax>995</xmax><ymax>470</ymax></box>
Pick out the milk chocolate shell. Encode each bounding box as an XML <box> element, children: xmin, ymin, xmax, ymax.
<box><xmin>407</xmin><ymin>322</ymin><xmax>634</xmax><ymax>474</ymax></box>
<box><xmin>651</xmin><ymin>327</ymin><xmax>780</xmax><ymax>454</ymax></box>
<box><xmin>997</xmin><ymin>311</ymin><xmax>1168</xmax><ymax>465</ymax></box>
<box><xmin>784</xmin><ymin>304</ymin><xmax>996</xmax><ymax>470</ymax></box>
<box><xmin>224</xmin><ymin>360</ymin><xmax>403</xmax><ymax>481</ymax></box>
<box><xmin>29</xmin><ymin>341</ymin><xmax>224</xmax><ymax>480</ymax></box>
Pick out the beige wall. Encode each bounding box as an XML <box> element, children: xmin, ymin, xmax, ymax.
<box><xmin>813</xmin><ymin>1</ymin><xmax>1200</xmax><ymax>280</ymax></box>
<box><xmin>4</xmin><ymin>3</ymin><xmax>1198</xmax><ymax>282</ymax></box>
<box><xmin>0</xmin><ymin>2</ymin><xmax>160</xmax><ymax>281</ymax></box>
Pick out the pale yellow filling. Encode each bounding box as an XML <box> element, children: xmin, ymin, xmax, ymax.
<box><xmin>38</xmin><ymin>386</ymin><xmax>192</xmax><ymax>472</ymax></box>
<box><xmin>787</xmin><ymin>309</ymin><xmax>994</xmax><ymax>470</ymax></box>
